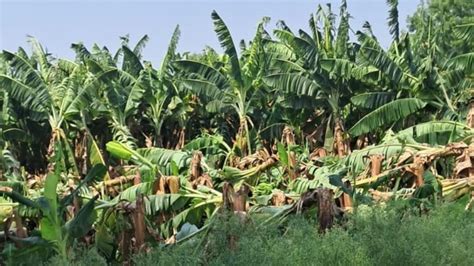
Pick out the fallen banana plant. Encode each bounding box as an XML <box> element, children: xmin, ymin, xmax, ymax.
<box><xmin>442</xmin><ymin>177</ymin><xmax>474</xmax><ymax>201</ymax></box>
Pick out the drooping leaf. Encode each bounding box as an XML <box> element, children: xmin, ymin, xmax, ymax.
<box><xmin>351</xmin><ymin>92</ymin><xmax>395</xmax><ymax>109</ymax></box>
<box><xmin>349</xmin><ymin>98</ymin><xmax>427</xmax><ymax>136</ymax></box>
<box><xmin>132</xmin><ymin>34</ymin><xmax>150</xmax><ymax>59</ymax></box>
<box><xmin>344</xmin><ymin>143</ymin><xmax>420</xmax><ymax>175</ymax></box>
<box><xmin>447</xmin><ymin>52</ymin><xmax>474</xmax><ymax>72</ymax></box>
<box><xmin>357</xmin><ymin>32</ymin><xmax>407</xmax><ymax>84</ymax></box>
<box><xmin>175</xmin><ymin>60</ymin><xmax>228</xmax><ymax>90</ymax></box>
<box><xmin>137</xmin><ymin>147</ymin><xmax>191</xmax><ymax>170</ymax></box>
<box><xmin>0</xmin><ymin>189</ymin><xmax>39</xmax><ymax>209</ymax></box>
<box><xmin>65</xmin><ymin>196</ymin><xmax>98</xmax><ymax>239</ymax></box>
<box><xmin>395</xmin><ymin>121</ymin><xmax>473</xmax><ymax>144</ymax></box>
<box><xmin>179</xmin><ymin>78</ymin><xmax>225</xmax><ymax>100</ymax></box>
<box><xmin>265</xmin><ymin>73</ymin><xmax>320</xmax><ymax>97</ymax></box>
<box><xmin>0</xmin><ymin>75</ymin><xmax>48</xmax><ymax>118</ymax></box>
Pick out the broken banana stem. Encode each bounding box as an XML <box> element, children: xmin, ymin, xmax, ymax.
<box><xmin>97</xmin><ymin>175</ymin><xmax>136</xmax><ymax>188</ymax></box>
<box><xmin>444</xmin><ymin>187</ymin><xmax>471</xmax><ymax>200</ymax></box>
<box><xmin>355</xmin><ymin>166</ymin><xmax>406</xmax><ymax>186</ymax></box>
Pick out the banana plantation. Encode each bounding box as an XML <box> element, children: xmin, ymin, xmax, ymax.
<box><xmin>0</xmin><ymin>0</ymin><xmax>473</xmax><ymax>265</ymax></box>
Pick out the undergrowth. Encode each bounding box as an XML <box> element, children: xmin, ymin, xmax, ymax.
<box><xmin>11</xmin><ymin>200</ymin><xmax>474</xmax><ymax>266</ymax></box>
<box><xmin>134</xmin><ymin>200</ymin><xmax>474</xmax><ymax>266</ymax></box>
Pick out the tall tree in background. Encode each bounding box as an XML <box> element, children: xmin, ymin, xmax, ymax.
<box><xmin>408</xmin><ymin>0</ymin><xmax>474</xmax><ymax>57</ymax></box>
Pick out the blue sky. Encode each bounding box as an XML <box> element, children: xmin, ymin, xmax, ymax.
<box><xmin>0</xmin><ymin>0</ymin><xmax>420</xmax><ymax>64</ymax></box>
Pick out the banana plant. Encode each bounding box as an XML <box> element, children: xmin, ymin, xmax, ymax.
<box><xmin>264</xmin><ymin>1</ymin><xmax>372</xmax><ymax>155</ymax></box>
<box><xmin>0</xmin><ymin>164</ymin><xmax>105</xmax><ymax>261</ymax></box>
<box><xmin>0</xmin><ymin>39</ymin><xmax>104</xmax><ymax>175</ymax></box>
<box><xmin>175</xmin><ymin>11</ymin><xmax>270</xmax><ymax>158</ymax></box>
<box><xmin>350</xmin><ymin>0</ymin><xmax>472</xmax><ymax>137</ymax></box>
<box><xmin>141</xmin><ymin>25</ymin><xmax>194</xmax><ymax>149</ymax></box>
<box><xmin>96</xmin><ymin>140</ymin><xmax>226</xmax><ymax>259</ymax></box>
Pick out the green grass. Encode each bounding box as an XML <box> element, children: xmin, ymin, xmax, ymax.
<box><xmin>134</xmin><ymin>201</ymin><xmax>474</xmax><ymax>266</ymax></box>
<box><xmin>15</xmin><ymin>200</ymin><xmax>474</xmax><ymax>266</ymax></box>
